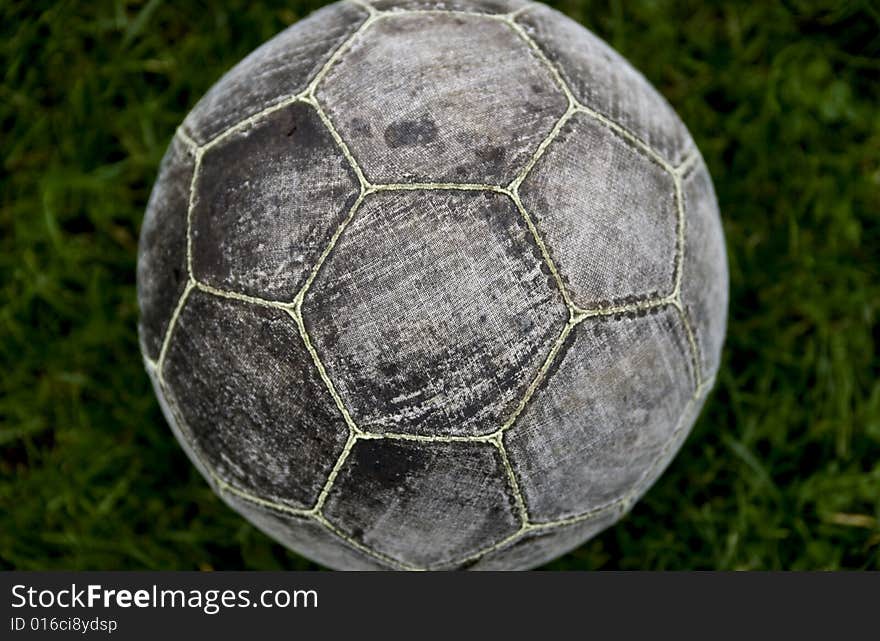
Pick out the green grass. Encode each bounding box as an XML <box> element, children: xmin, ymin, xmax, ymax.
<box><xmin>2</xmin><ymin>0</ymin><xmax>878</xmax><ymax>570</ymax></box>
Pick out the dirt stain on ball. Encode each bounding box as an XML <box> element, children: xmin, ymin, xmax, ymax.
<box><xmin>383</xmin><ymin>114</ymin><xmax>438</xmax><ymax>148</ymax></box>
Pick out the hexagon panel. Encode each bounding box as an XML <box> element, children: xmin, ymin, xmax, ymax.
<box><xmin>190</xmin><ymin>102</ymin><xmax>359</xmax><ymax>302</ymax></box>
<box><xmin>222</xmin><ymin>495</ymin><xmax>391</xmax><ymax>570</ymax></box>
<box><xmin>681</xmin><ymin>158</ymin><xmax>729</xmax><ymax>380</ymax></box>
<box><xmin>145</xmin><ymin>361</ymin><xmax>216</xmax><ymax>486</ymax></box>
<box><xmin>162</xmin><ymin>290</ymin><xmax>349</xmax><ymax>510</ymax></box>
<box><xmin>323</xmin><ymin>439</ymin><xmax>519</xmax><ymax>568</ymax></box>
<box><xmin>516</xmin><ymin>4</ymin><xmax>693</xmax><ymax>166</ymax></box>
<box><xmin>137</xmin><ymin>136</ymin><xmax>193</xmax><ymax>361</ymax></box>
<box><xmin>622</xmin><ymin>374</ymin><xmax>713</xmax><ymax>502</ymax></box>
<box><xmin>182</xmin><ymin>2</ymin><xmax>369</xmax><ymax>145</ymax></box>
<box><xmin>520</xmin><ymin>112</ymin><xmax>677</xmax><ymax>309</ymax></box>
<box><xmin>316</xmin><ymin>13</ymin><xmax>567</xmax><ymax>184</ymax></box>
<box><xmin>505</xmin><ymin>307</ymin><xmax>694</xmax><ymax>522</ymax></box>
<box><xmin>368</xmin><ymin>0</ymin><xmax>530</xmax><ymax>14</ymax></box>
<box><xmin>302</xmin><ymin>190</ymin><xmax>567</xmax><ymax>437</ymax></box>
<box><xmin>465</xmin><ymin>509</ymin><xmax>622</xmax><ymax>570</ymax></box>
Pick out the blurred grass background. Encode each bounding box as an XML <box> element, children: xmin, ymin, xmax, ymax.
<box><xmin>2</xmin><ymin>0</ymin><xmax>879</xmax><ymax>570</ymax></box>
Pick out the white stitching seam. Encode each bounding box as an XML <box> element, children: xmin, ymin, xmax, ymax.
<box><xmin>153</xmin><ymin>1</ymin><xmax>708</xmax><ymax>571</ymax></box>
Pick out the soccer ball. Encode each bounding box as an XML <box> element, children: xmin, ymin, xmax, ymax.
<box><xmin>138</xmin><ymin>0</ymin><xmax>727</xmax><ymax>570</ymax></box>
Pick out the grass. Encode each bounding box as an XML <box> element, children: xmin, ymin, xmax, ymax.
<box><xmin>2</xmin><ymin>0</ymin><xmax>878</xmax><ymax>571</ymax></box>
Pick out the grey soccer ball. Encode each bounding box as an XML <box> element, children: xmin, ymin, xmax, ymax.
<box><xmin>137</xmin><ymin>0</ymin><xmax>727</xmax><ymax>570</ymax></box>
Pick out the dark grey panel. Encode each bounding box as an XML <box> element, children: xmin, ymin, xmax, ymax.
<box><xmin>182</xmin><ymin>2</ymin><xmax>368</xmax><ymax>145</ymax></box>
<box><xmin>162</xmin><ymin>290</ymin><xmax>349</xmax><ymax>509</ymax></box>
<box><xmin>480</xmin><ymin>380</ymin><xmax>713</xmax><ymax>573</ymax></box>
<box><xmin>317</xmin><ymin>13</ymin><xmax>566</xmax><ymax>184</ymax></box>
<box><xmin>369</xmin><ymin>0</ymin><xmax>530</xmax><ymax>13</ymax></box>
<box><xmin>466</xmin><ymin>509</ymin><xmax>621</xmax><ymax>570</ymax></box>
<box><xmin>681</xmin><ymin>159</ymin><xmax>728</xmax><ymax>379</ymax></box>
<box><xmin>520</xmin><ymin>112</ymin><xmax>677</xmax><ymax>309</ymax></box>
<box><xmin>222</xmin><ymin>495</ymin><xmax>392</xmax><ymax>570</ymax></box>
<box><xmin>145</xmin><ymin>362</ymin><xmax>215</xmax><ymax>486</ymax></box>
<box><xmin>191</xmin><ymin>102</ymin><xmax>359</xmax><ymax>302</ymax></box>
<box><xmin>303</xmin><ymin>190</ymin><xmax>567</xmax><ymax>437</ymax></box>
<box><xmin>323</xmin><ymin>439</ymin><xmax>519</xmax><ymax>568</ymax></box>
<box><xmin>516</xmin><ymin>5</ymin><xmax>692</xmax><ymax>165</ymax></box>
<box><xmin>505</xmin><ymin>307</ymin><xmax>694</xmax><ymax>521</ymax></box>
<box><xmin>137</xmin><ymin>136</ymin><xmax>194</xmax><ymax>360</ymax></box>
<box><xmin>626</xmin><ymin>377</ymin><xmax>711</xmax><ymax>499</ymax></box>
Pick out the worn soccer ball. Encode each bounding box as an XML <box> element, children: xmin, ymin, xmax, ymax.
<box><xmin>138</xmin><ymin>0</ymin><xmax>727</xmax><ymax>570</ymax></box>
